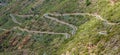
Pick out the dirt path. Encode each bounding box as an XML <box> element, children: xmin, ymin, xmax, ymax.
<box><xmin>48</xmin><ymin>13</ymin><xmax>118</xmax><ymax>25</ymax></box>
<box><xmin>13</xmin><ymin>27</ymin><xmax>70</xmax><ymax>38</ymax></box>
<box><xmin>0</xmin><ymin>28</ymin><xmax>7</xmax><ymax>31</ymax></box>
<box><xmin>32</xmin><ymin>0</ymin><xmax>44</xmax><ymax>7</ymax></box>
<box><xmin>14</xmin><ymin>14</ymin><xmax>34</xmax><ymax>17</ymax></box>
<box><xmin>91</xmin><ymin>13</ymin><xmax>117</xmax><ymax>25</ymax></box>
<box><xmin>10</xmin><ymin>14</ymin><xmax>22</xmax><ymax>25</ymax></box>
<box><xmin>0</xmin><ymin>26</ymin><xmax>70</xmax><ymax>38</ymax></box>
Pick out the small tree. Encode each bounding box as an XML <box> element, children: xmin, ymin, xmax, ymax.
<box><xmin>86</xmin><ymin>0</ymin><xmax>91</xmax><ymax>6</ymax></box>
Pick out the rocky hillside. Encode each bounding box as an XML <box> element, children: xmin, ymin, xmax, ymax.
<box><xmin>0</xmin><ymin>0</ymin><xmax>120</xmax><ymax>55</ymax></box>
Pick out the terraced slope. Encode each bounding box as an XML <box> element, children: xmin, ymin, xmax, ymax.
<box><xmin>0</xmin><ymin>0</ymin><xmax>120</xmax><ymax>55</ymax></box>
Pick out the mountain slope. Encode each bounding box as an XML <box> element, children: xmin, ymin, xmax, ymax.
<box><xmin>0</xmin><ymin>0</ymin><xmax>120</xmax><ymax>55</ymax></box>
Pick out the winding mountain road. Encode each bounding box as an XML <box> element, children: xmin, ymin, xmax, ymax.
<box><xmin>9</xmin><ymin>13</ymin><xmax>119</xmax><ymax>38</ymax></box>
<box><xmin>8</xmin><ymin>14</ymin><xmax>71</xmax><ymax>38</ymax></box>
<box><xmin>43</xmin><ymin>13</ymin><xmax>77</xmax><ymax>35</ymax></box>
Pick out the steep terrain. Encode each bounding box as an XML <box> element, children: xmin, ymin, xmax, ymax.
<box><xmin>0</xmin><ymin>0</ymin><xmax>120</xmax><ymax>55</ymax></box>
